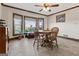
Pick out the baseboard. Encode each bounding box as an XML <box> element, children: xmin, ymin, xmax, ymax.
<box><xmin>58</xmin><ymin>36</ymin><xmax>79</xmax><ymax>42</ymax></box>
<box><xmin>9</xmin><ymin>35</ymin><xmax>24</xmax><ymax>42</ymax></box>
<box><xmin>9</xmin><ymin>36</ymin><xmax>19</xmax><ymax>41</ymax></box>
<box><xmin>0</xmin><ymin>53</ymin><xmax>8</xmax><ymax>56</ymax></box>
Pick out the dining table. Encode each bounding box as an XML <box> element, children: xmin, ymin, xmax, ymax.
<box><xmin>38</xmin><ymin>30</ymin><xmax>51</xmax><ymax>39</ymax></box>
<box><xmin>38</xmin><ymin>30</ymin><xmax>52</xmax><ymax>47</ymax></box>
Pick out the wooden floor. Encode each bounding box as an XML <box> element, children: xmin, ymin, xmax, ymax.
<box><xmin>8</xmin><ymin>37</ymin><xmax>79</xmax><ymax>56</ymax></box>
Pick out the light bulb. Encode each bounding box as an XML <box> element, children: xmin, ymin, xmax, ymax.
<box><xmin>43</xmin><ymin>7</ymin><xmax>50</xmax><ymax>11</ymax></box>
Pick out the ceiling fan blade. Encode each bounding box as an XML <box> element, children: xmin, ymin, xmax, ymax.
<box><xmin>50</xmin><ymin>4</ymin><xmax>59</xmax><ymax>7</ymax></box>
<box><xmin>39</xmin><ymin>9</ymin><xmax>43</xmax><ymax>12</ymax></box>
<box><xmin>35</xmin><ymin>5</ymin><xmax>43</xmax><ymax>7</ymax></box>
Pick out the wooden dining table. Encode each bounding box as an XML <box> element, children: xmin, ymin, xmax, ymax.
<box><xmin>38</xmin><ymin>30</ymin><xmax>52</xmax><ymax>47</ymax></box>
<box><xmin>38</xmin><ymin>30</ymin><xmax>51</xmax><ymax>34</ymax></box>
<box><xmin>38</xmin><ymin>30</ymin><xmax>51</xmax><ymax>39</ymax></box>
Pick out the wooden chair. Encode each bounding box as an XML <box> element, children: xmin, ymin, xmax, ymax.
<box><xmin>33</xmin><ymin>31</ymin><xmax>39</xmax><ymax>46</ymax></box>
<box><xmin>33</xmin><ymin>30</ymin><xmax>45</xmax><ymax>49</ymax></box>
<box><xmin>33</xmin><ymin>28</ymin><xmax>42</xmax><ymax>49</ymax></box>
<box><xmin>48</xmin><ymin>27</ymin><xmax>59</xmax><ymax>48</ymax></box>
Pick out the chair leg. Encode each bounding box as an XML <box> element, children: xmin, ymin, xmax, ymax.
<box><xmin>33</xmin><ymin>38</ymin><xmax>36</xmax><ymax>46</ymax></box>
<box><xmin>49</xmin><ymin>41</ymin><xmax>54</xmax><ymax>49</ymax></box>
<box><xmin>56</xmin><ymin>38</ymin><xmax>58</xmax><ymax>48</ymax></box>
<box><xmin>37</xmin><ymin>39</ymin><xmax>39</xmax><ymax>49</ymax></box>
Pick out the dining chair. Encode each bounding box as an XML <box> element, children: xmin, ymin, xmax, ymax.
<box><xmin>33</xmin><ymin>29</ymin><xmax>41</xmax><ymax>48</ymax></box>
<box><xmin>33</xmin><ymin>30</ymin><xmax>46</xmax><ymax>49</ymax></box>
<box><xmin>49</xmin><ymin>27</ymin><xmax>59</xmax><ymax>48</ymax></box>
<box><xmin>33</xmin><ymin>31</ymin><xmax>39</xmax><ymax>47</ymax></box>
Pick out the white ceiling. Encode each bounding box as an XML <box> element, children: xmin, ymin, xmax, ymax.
<box><xmin>4</xmin><ymin>3</ymin><xmax>79</xmax><ymax>15</ymax></box>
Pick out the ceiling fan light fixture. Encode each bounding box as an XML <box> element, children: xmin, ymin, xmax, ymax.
<box><xmin>35</xmin><ymin>3</ymin><xmax>59</xmax><ymax>12</ymax></box>
<box><xmin>43</xmin><ymin>7</ymin><xmax>50</xmax><ymax>11</ymax></box>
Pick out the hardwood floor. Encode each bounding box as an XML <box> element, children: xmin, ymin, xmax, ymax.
<box><xmin>8</xmin><ymin>37</ymin><xmax>79</xmax><ymax>56</ymax></box>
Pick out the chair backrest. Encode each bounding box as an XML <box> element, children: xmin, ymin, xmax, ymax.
<box><xmin>34</xmin><ymin>31</ymin><xmax>39</xmax><ymax>36</ymax></box>
<box><xmin>34</xmin><ymin>28</ymin><xmax>39</xmax><ymax>38</ymax></box>
<box><xmin>51</xmin><ymin>27</ymin><xmax>59</xmax><ymax>34</ymax></box>
<box><xmin>51</xmin><ymin>27</ymin><xmax>59</xmax><ymax>39</ymax></box>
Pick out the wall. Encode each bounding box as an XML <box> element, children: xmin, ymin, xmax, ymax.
<box><xmin>0</xmin><ymin>3</ymin><xmax>2</xmax><ymax>19</ymax></box>
<box><xmin>2</xmin><ymin>4</ymin><xmax>79</xmax><ymax>39</ymax></box>
<box><xmin>1</xmin><ymin>6</ymin><xmax>47</xmax><ymax>38</ymax></box>
<box><xmin>48</xmin><ymin>7</ymin><xmax>79</xmax><ymax>39</ymax></box>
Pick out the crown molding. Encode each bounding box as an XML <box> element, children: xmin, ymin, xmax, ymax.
<box><xmin>48</xmin><ymin>5</ymin><xmax>79</xmax><ymax>16</ymax></box>
<box><xmin>1</xmin><ymin>3</ymin><xmax>79</xmax><ymax>17</ymax></box>
<box><xmin>1</xmin><ymin>3</ymin><xmax>48</xmax><ymax>16</ymax></box>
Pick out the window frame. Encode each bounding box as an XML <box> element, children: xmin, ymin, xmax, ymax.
<box><xmin>13</xmin><ymin>13</ymin><xmax>23</xmax><ymax>36</ymax></box>
<box><xmin>24</xmin><ymin>16</ymin><xmax>44</xmax><ymax>32</ymax></box>
<box><xmin>13</xmin><ymin>13</ymin><xmax>44</xmax><ymax>36</ymax></box>
<box><xmin>38</xmin><ymin>18</ymin><xmax>44</xmax><ymax>30</ymax></box>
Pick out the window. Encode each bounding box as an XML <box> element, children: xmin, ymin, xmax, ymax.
<box><xmin>13</xmin><ymin>13</ymin><xmax>44</xmax><ymax>35</ymax></box>
<box><xmin>13</xmin><ymin>14</ymin><xmax>23</xmax><ymax>35</ymax></box>
<box><xmin>24</xmin><ymin>17</ymin><xmax>36</xmax><ymax>32</ymax></box>
<box><xmin>24</xmin><ymin>17</ymin><xmax>44</xmax><ymax>32</ymax></box>
<box><xmin>38</xmin><ymin>18</ymin><xmax>44</xmax><ymax>30</ymax></box>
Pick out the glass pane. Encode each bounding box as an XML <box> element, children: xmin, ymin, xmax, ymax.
<box><xmin>25</xmin><ymin>17</ymin><xmax>36</xmax><ymax>32</ymax></box>
<box><xmin>39</xmin><ymin>18</ymin><xmax>44</xmax><ymax>30</ymax></box>
<box><xmin>14</xmin><ymin>15</ymin><xmax>22</xmax><ymax>34</ymax></box>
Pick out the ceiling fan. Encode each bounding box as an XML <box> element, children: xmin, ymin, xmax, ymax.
<box><xmin>35</xmin><ymin>3</ymin><xmax>59</xmax><ymax>12</ymax></box>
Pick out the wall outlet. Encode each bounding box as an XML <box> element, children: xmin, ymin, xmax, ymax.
<box><xmin>63</xmin><ymin>34</ymin><xmax>68</xmax><ymax>37</ymax></box>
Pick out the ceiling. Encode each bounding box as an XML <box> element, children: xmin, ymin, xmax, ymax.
<box><xmin>3</xmin><ymin>3</ymin><xmax>79</xmax><ymax>15</ymax></box>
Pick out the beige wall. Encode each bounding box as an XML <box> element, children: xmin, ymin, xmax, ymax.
<box><xmin>48</xmin><ymin>7</ymin><xmax>79</xmax><ymax>39</ymax></box>
<box><xmin>0</xmin><ymin>4</ymin><xmax>1</xmax><ymax>19</ymax></box>
<box><xmin>2</xmin><ymin>5</ymin><xmax>79</xmax><ymax>39</ymax></box>
<box><xmin>1</xmin><ymin>6</ymin><xmax>47</xmax><ymax>38</ymax></box>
